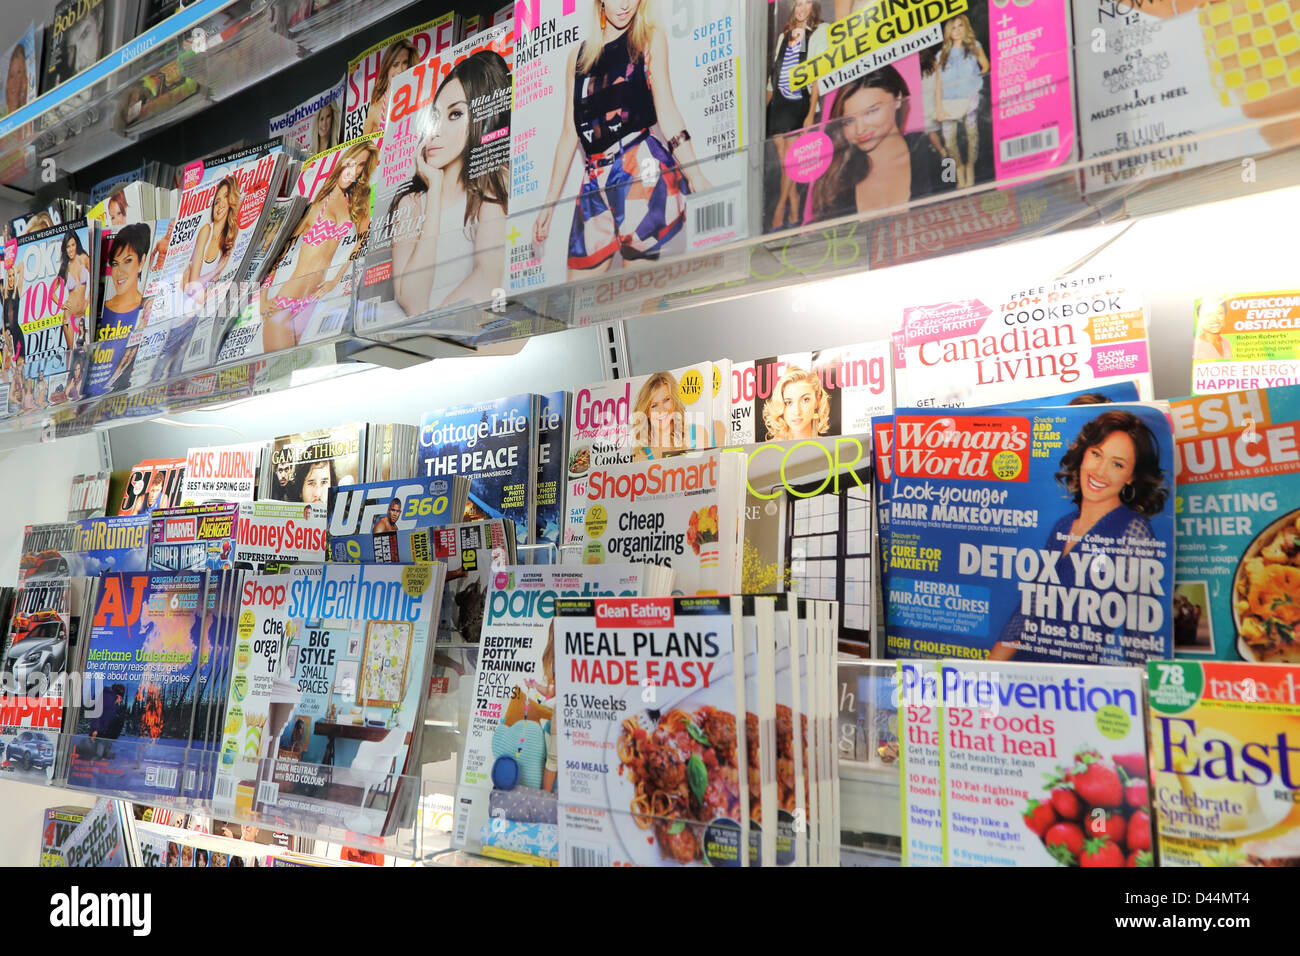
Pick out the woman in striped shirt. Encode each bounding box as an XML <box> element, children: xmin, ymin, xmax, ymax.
<box><xmin>766</xmin><ymin>0</ymin><xmax>823</xmax><ymax>230</ymax></box>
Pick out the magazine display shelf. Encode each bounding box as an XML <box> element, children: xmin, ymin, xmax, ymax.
<box><xmin>0</xmin><ymin>0</ymin><xmax>429</xmax><ymax>193</ymax></box>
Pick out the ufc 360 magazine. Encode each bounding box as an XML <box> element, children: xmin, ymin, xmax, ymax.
<box><xmin>451</xmin><ymin>563</ymin><xmax>666</xmax><ymax>863</ymax></box>
<box><xmin>505</xmin><ymin>0</ymin><xmax>760</xmax><ymax>294</ymax></box>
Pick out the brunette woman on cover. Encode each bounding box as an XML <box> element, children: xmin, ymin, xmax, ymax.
<box><xmin>766</xmin><ymin>0</ymin><xmax>823</xmax><ymax>229</ymax></box>
<box><xmin>989</xmin><ymin>410</ymin><xmax>1168</xmax><ymax>662</ymax></box>
<box><xmin>762</xmin><ymin>366</ymin><xmax>831</xmax><ymax>441</ymax></box>
<box><xmin>533</xmin><ymin>0</ymin><xmax>712</xmax><ymax>279</ymax></box>
<box><xmin>1193</xmin><ymin>299</ymin><xmax>1233</xmax><ymax>362</ymax></box>
<box><xmin>260</xmin><ymin>139</ymin><xmax>378</xmax><ymax>351</ymax></box>
<box><xmin>812</xmin><ymin>67</ymin><xmax>942</xmax><ymax>221</ymax></box>
<box><xmin>364</xmin><ymin>38</ymin><xmax>417</xmax><ymax>135</ymax></box>
<box><xmin>389</xmin><ymin>50</ymin><xmax>510</xmax><ymax>316</ymax></box>
<box><xmin>57</xmin><ymin>229</ymin><xmax>92</xmax><ymax>351</ymax></box>
<box><xmin>185</xmin><ymin>174</ymin><xmax>242</xmax><ymax>302</ymax></box>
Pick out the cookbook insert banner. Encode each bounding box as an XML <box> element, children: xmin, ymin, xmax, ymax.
<box><xmin>885</xmin><ymin>403</ymin><xmax>1175</xmax><ymax>665</ymax></box>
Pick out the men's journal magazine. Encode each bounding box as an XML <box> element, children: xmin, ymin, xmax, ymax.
<box><xmin>885</xmin><ymin>403</ymin><xmax>1176</xmax><ymax>666</ymax></box>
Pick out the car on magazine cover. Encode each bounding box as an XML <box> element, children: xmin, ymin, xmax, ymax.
<box><xmin>19</xmin><ymin>550</ymin><xmax>69</xmax><ymax>580</ymax></box>
<box><xmin>1</xmin><ymin>620</ymin><xmax>67</xmax><ymax>693</ymax></box>
<box><xmin>5</xmin><ymin>730</ymin><xmax>54</xmax><ymax>772</ymax></box>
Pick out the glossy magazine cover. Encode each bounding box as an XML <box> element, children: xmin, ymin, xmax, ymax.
<box><xmin>148</xmin><ymin>503</ymin><xmax>240</xmax><ymax>572</ymax></box>
<box><xmin>118</xmin><ymin>458</ymin><xmax>186</xmax><ymax>516</ymax></box>
<box><xmin>762</xmin><ymin>0</ymin><xmax>1074</xmax><ymax>232</ymax></box>
<box><xmin>534</xmin><ymin>390</ymin><xmax>569</xmax><ymax>557</ymax></box>
<box><xmin>181</xmin><ymin>441</ymin><xmax>265</xmax><ymax>504</ymax></box>
<box><xmin>564</xmin><ymin>362</ymin><xmax>727</xmax><ymax>547</ymax></box>
<box><xmin>0</xmin><ymin>574</ymin><xmax>71</xmax><ymax>784</ymax></box>
<box><xmin>451</xmin><ymin>563</ymin><xmax>651</xmax><ymax>861</ymax></box>
<box><xmin>554</xmin><ymin>595</ymin><xmax>748</xmax><ymax>867</ymax></box>
<box><xmin>87</xmin><ymin>215</ymin><xmax>153</xmax><ymax>400</ymax></box>
<box><xmin>1169</xmin><ymin>385</ymin><xmax>1300</xmax><ymax>661</ymax></box>
<box><xmin>343</xmin><ymin>15</ymin><xmax>458</xmax><ymax>142</ymax></box>
<box><xmin>235</xmin><ymin>501</ymin><xmax>328</xmax><ymax>572</ymax></box>
<box><xmin>899</xmin><ymin>659</ymin><xmax>1148</xmax><ymax>867</ymax></box>
<box><xmin>1</xmin><ymin>23</ymin><xmax>41</xmax><ymax>118</ymax></box>
<box><xmin>360</xmin><ymin>22</ymin><xmax>514</xmax><ymax>329</ymax></box>
<box><xmin>327</xmin><ymin>476</ymin><xmax>460</xmax><ymax>562</ymax></box>
<box><xmin>1148</xmin><ymin>659</ymin><xmax>1300</xmax><ymax>867</ymax></box>
<box><xmin>1191</xmin><ymin>291</ymin><xmax>1300</xmax><ymax>394</ymax></box>
<box><xmin>729</xmin><ymin>340</ymin><xmax>892</xmax><ymax>443</ymax></box>
<box><xmin>506</xmin><ymin>0</ymin><xmax>752</xmax><ymax>295</ymax></box>
<box><xmin>896</xmin><ymin>274</ymin><xmax>1153</xmax><ymax>407</ymax></box>
<box><xmin>219</xmin><ymin>135</ymin><xmax>380</xmax><ymax>363</ymax></box>
<box><xmin>266</xmin><ymin>423</ymin><xmax>365</xmax><ymax>507</ymax></box>
<box><xmin>269</xmin><ymin>80</ymin><xmax>344</xmax><ymax>155</ymax></box>
<box><xmin>68</xmin><ymin>571</ymin><xmax>208</xmax><ymax>798</ymax></box>
<box><xmin>885</xmin><ymin>403</ymin><xmax>1175</xmax><ymax>665</ymax></box>
<box><xmin>418</xmin><ymin>393</ymin><xmax>538</xmax><ymax>545</ymax></box>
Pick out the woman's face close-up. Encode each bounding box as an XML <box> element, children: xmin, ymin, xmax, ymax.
<box><xmin>6</xmin><ymin>48</ymin><xmax>25</xmax><ymax>112</ymax></box>
<box><xmin>109</xmin><ymin>201</ymin><xmax>127</xmax><ymax>226</ymax></box>
<box><xmin>110</xmin><ymin>247</ymin><xmax>142</xmax><ymax>291</ymax></box>
<box><xmin>317</xmin><ymin>106</ymin><xmax>334</xmax><ymax>134</ymax></box>
<box><xmin>1202</xmin><ymin>305</ymin><xmax>1226</xmax><ymax>334</ymax></box>
<box><xmin>339</xmin><ymin>154</ymin><xmax>366</xmax><ymax>189</ymax></box>
<box><xmin>604</xmin><ymin>0</ymin><xmax>642</xmax><ymax>31</ymax></box>
<box><xmin>213</xmin><ymin>184</ymin><xmax>230</xmax><ymax>224</ymax></box>
<box><xmin>946</xmin><ymin>18</ymin><xmax>969</xmax><ymax>43</ymax></box>
<box><xmin>388</xmin><ymin>49</ymin><xmax>411</xmax><ymax>81</ymax></box>
<box><xmin>781</xmin><ymin>380</ymin><xmax>818</xmax><ymax>436</ymax></box>
<box><xmin>1079</xmin><ymin>431</ymin><xmax>1137</xmax><ymax>508</ymax></box>
<box><xmin>65</xmin><ymin>236</ymin><xmax>77</xmax><ymax>259</ymax></box>
<box><xmin>646</xmin><ymin>383</ymin><xmax>676</xmax><ymax>426</ymax></box>
<box><xmin>794</xmin><ymin>0</ymin><xmax>813</xmax><ymax>23</ymax></box>
<box><xmin>302</xmin><ymin>462</ymin><xmax>331</xmax><ymax>503</ymax></box>
<box><xmin>842</xmin><ymin>86</ymin><xmax>900</xmax><ymax>153</ymax></box>
<box><xmin>427</xmin><ymin>78</ymin><xmax>469</xmax><ymax>170</ymax></box>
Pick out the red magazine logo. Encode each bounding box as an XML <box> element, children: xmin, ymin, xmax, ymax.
<box><xmin>594</xmin><ymin>598</ymin><xmax>673</xmax><ymax>629</ymax></box>
<box><xmin>164</xmin><ymin>518</ymin><xmax>196</xmax><ymax>539</ymax></box>
<box><xmin>894</xmin><ymin>415</ymin><xmax>1030</xmax><ymax>482</ymax></box>
<box><xmin>873</xmin><ymin>421</ymin><xmax>894</xmax><ymax>482</ymax></box>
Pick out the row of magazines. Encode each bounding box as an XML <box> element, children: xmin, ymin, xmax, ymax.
<box><xmin>1</xmin><ymin>0</ymin><xmax>1297</xmax><ymax>416</ymax></box>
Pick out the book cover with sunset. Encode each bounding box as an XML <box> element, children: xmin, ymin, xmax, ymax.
<box><xmin>67</xmin><ymin>571</ymin><xmax>208</xmax><ymax>798</ymax></box>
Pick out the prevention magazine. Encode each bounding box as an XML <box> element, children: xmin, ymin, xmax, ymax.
<box><xmin>450</xmin><ymin>562</ymin><xmax>661</xmax><ymax>862</ymax></box>
<box><xmin>762</xmin><ymin>0</ymin><xmax>1075</xmax><ymax>231</ymax></box>
<box><xmin>1073</xmin><ymin>0</ymin><xmax>1300</xmax><ymax>191</ymax></box>
<box><xmin>219</xmin><ymin>134</ymin><xmax>381</xmax><ymax>363</ymax></box>
<box><xmin>897</xmin><ymin>274</ymin><xmax>1153</xmax><ymax>407</ymax></box>
<box><xmin>360</xmin><ymin>22</ymin><xmax>514</xmax><ymax>329</ymax></box>
<box><xmin>885</xmin><ymin>403</ymin><xmax>1176</xmax><ymax>665</ymax></box>
<box><xmin>418</xmin><ymin>393</ymin><xmax>538</xmax><ymax>546</ymax></box>
<box><xmin>342</xmin><ymin>15</ymin><xmax>458</xmax><ymax>142</ymax></box>
<box><xmin>564</xmin><ymin>362</ymin><xmax>728</xmax><ymax>547</ymax></box>
<box><xmin>269</xmin><ymin>81</ymin><xmax>344</xmax><ymax>156</ymax></box>
<box><xmin>554</xmin><ymin>595</ymin><xmax>749</xmax><ymax>867</ymax></box>
<box><xmin>1148</xmin><ymin>659</ymin><xmax>1300</xmax><ymax>866</ymax></box>
<box><xmin>568</xmin><ymin>449</ymin><xmax>747</xmax><ymax>596</ymax></box>
<box><xmin>1169</xmin><ymin>385</ymin><xmax>1300</xmax><ymax>661</ymax></box>
<box><xmin>899</xmin><ymin>659</ymin><xmax>1149</xmax><ymax>866</ymax></box>
<box><xmin>1191</xmin><ymin>291</ymin><xmax>1300</xmax><ymax>394</ymax></box>
<box><xmin>67</xmin><ymin>571</ymin><xmax>209</xmax><ymax>798</ymax></box>
<box><xmin>506</xmin><ymin>0</ymin><xmax>755</xmax><ymax>295</ymax></box>
<box><xmin>730</xmin><ymin>340</ymin><xmax>892</xmax><ymax>443</ymax></box>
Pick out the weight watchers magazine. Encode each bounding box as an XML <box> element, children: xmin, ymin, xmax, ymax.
<box><xmin>1170</xmin><ymin>385</ymin><xmax>1300</xmax><ymax>661</ymax></box>
<box><xmin>554</xmin><ymin>595</ymin><xmax>748</xmax><ymax>867</ymax></box>
<box><xmin>270</xmin><ymin>81</ymin><xmax>344</xmax><ymax>156</ymax></box>
<box><xmin>885</xmin><ymin>403</ymin><xmax>1175</xmax><ymax>665</ymax></box>
<box><xmin>506</xmin><ymin>0</ymin><xmax>756</xmax><ymax>295</ymax></box>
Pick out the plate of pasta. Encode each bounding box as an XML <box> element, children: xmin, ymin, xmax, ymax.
<box><xmin>1233</xmin><ymin>508</ymin><xmax>1300</xmax><ymax>662</ymax></box>
<box><xmin>605</xmin><ymin>684</ymin><xmax>745</xmax><ymax>867</ymax></box>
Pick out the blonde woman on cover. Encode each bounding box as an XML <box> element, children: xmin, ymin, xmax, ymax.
<box><xmin>1193</xmin><ymin>299</ymin><xmax>1233</xmax><ymax>362</ymax></box>
<box><xmin>313</xmin><ymin>101</ymin><xmax>337</xmax><ymax>155</ymax></box>
<box><xmin>532</xmin><ymin>0</ymin><xmax>712</xmax><ymax>280</ymax></box>
<box><xmin>933</xmin><ymin>15</ymin><xmax>988</xmax><ymax>190</ymax></box>
<box><xmin>763</xmin><ymin>366</ymin><xmax>831</xmax><ymax>441</ymax></box>
<box><xmin>364</xmin><ymin>39</ymin><xmax>417</xmax><ymax>135</ymax></box>
<box><xmin>260</xmin><ymin>139</ymin><xmax>378</xmax><ymax>351</ymax></box>
<box><xmin>630</xmin><ymin>370</ymin><xmax>692</xmax><ymax>457</ymax></box>
<box><xmin>185</xmin><ymin>175</ymin><xmax>242</xmax><ymax>302</ymax></box>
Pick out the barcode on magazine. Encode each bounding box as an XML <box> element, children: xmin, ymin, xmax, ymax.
<box><xmin>215</xmin><ymin>777</ymin><xmax>234</xmax><ymax>801</ymax></box>
<box><xmin>999</xmin><ymin>125</ymin><xmax>1060</xmax><ymax>162</ymax></box>
<box><xmin>569</xmin><ymin>844</ymin><xmax>610</xmax><ymax>867</ymax></box>
<box><xmin>257</xmin><ymin>781</ymin><xmax>279</xmax><ymax>806</ymax></box>
<box><xmin>186</xmin><ymin>333</ymin><xmax>208</xmax><ymax>361</ymax></box>
<box><xmin>185</xmin><ymin>769</ymin><xmax>196</xmax><ymax>791</ymax></box>
<box><xmin>146</xmin><ymin>765</ymin><xmax>178</xmax><ymax>790</ymax></box>
<box><xmin>355</xmin><ymin>297</ymin><xmax>380</xmax><ymax>333</ymax></box>
<box><xmin>693</xmin><ymin>200</ymin><xmax>734</xmax><ymax>237</ymax></box>
<box><xmin>319</xmin><ymin>304</ymin><xmax>348</xmax><ymax>335</ymax></box>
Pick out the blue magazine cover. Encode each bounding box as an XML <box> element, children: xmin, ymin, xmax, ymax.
<box><xmin>70</xmin><ymin>516</ymin><xmax>151</xmax><ymax>575</ymax></box>
<box><xmin>885</xmin><ymin>403</ymin><xmax>1175</xmax><ymax>665</ymax></box>
<box><xmin>418</xmin><ymin>394</ymin><xmax>538</xmax><ymax>546</ymax></box>
<box><xmin>147</xmin><ymin>503</ymin><xmax>240</xmax><ymax>571</ymax></box>
<box><xmin>68</xmin><ymin>571</ymin><xmax>208</xmax><ymax>797</ymax></box>
<box><xmin>533</xmin><ymin>390</ymin><xmax>568</xmax><ymax>562</ymax></box>
<box><xmin>326</xmin><ymin>476</ymin><xmax>459</xmax><ymax>562</ymax></box>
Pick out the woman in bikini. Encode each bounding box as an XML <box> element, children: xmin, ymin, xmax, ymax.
<box><xmin>260</xmin><ymin>139</ymin><xmax>378</xmax><ymax>351</ymax></box>
<box><xmin>57</xmin><ymin>229</ymin><xmax>92</xmax><ymax>351</ymax></box>
<box><xmin>184</xmin><ymin>175</ymin><xmax>241</xmax><ymax>305</ymax></box>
